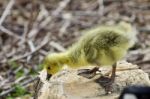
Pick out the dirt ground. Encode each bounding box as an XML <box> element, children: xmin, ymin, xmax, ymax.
<box><xmin>0</xmin><ymin>0</ymin><xmax>150</xmax><ymax>98</ymax></box>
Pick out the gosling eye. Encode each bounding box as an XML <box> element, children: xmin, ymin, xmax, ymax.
<box><xmin>47</xmin><ymin>66</ymin><xmax>51</xmax><ymax>70</ymax></box>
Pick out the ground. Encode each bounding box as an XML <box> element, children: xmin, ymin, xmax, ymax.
<box><xmin>0</xmin><ymin>0</ymin><xmax>150</xmax><ymax>98</ymax></box>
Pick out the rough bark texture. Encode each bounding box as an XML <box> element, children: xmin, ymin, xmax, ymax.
<box><xmin>35</xmin><ymin>61</ymin><xmax>150</xmax><ymax>99</ymax></box>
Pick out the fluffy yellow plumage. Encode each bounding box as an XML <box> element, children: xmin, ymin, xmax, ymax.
<box><xmin>43</xmin><ymin>21</ymin><xmax>136</xmax><ymax>80</ymax></box>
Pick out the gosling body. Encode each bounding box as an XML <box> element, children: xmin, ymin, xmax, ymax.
<box><xmin>43</xmin><ymin>22</ymin><xmax>136</xmax><ymax>75</ymax></box>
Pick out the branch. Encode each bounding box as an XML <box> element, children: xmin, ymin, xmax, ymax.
<box><xmin>9</xmin><ymin>34</ymin><xmax>50</xmax><ymax>62</ymax></box>
<box><xmin>0</xmin><ymin>0</ymin><xmax>15</xmax><ymax>25</ymax></box>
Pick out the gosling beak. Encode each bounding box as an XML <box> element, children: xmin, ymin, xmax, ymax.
<box><xmin>46</xmin><ymin>73</ymin><xmax>52</xmax><ymax>80</ymax></box>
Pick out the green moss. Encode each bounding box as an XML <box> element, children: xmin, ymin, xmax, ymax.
<box><xmin>8</xmin><ymin>61</ymin><xmax>19</xmax><ymax>69</ymax></box>
<box><xmin>6</xmin><ymin>84</ymin><xmax>29</xmax><ymax>99</ymax></box>
<box><xmin>16</xmin><ymin>69</ymin><xmax>24</xmax><ymax>78</ymax></box>
<box><xmin>38</xmin><ymin>64</ymin><xmax>43</xmax><ymax>70</ymax></box>
<box><xmin>12</xmin><ymin>85</ymin><xmax>27</xmax><ymax>97</ymax></box>
<box><xmin>6</xmin><ymin>97</ymin><xmax>13</xmax><ymax>99</ymax></box>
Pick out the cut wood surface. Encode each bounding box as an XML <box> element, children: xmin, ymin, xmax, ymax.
<box><xmin>35</xmin><ymin>61</ymin><xmax>150</xmax><ymax>99</ymax></box>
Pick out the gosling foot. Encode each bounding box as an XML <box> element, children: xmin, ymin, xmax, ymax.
<box><xmin>77</xmin><ymin>67</ymin><xmax>101</xmax><ymax>79</ymax></box>
<box><xmin>95</xmin><ymin>76</ymin><xmax>115</xmax><ymax>94</ymax></box>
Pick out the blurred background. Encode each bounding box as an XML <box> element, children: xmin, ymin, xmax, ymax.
<box><xmin>0</xmin><ymin>0</ymin><xmax>150</xmax><ymax>99</ymax></box>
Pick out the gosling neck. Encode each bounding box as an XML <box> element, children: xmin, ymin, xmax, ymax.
<box><xmin>56</xmin><ymin>52</ymin><xmax>71</xmax><ymax>66</ymax></box>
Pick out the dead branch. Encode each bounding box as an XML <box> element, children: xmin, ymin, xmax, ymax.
<box><xmin>0</xmin><ymin>0</ymin><xmax>15</xmax><ymax>26</ymax></box>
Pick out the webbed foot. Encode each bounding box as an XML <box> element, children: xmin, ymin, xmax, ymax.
<box><xmin>95</xmin><ymin>76</ymin><xmax>114</xmax><ymax>94</ymax></box>
<box><xmin>95</xmin><ymin>62</ymin><xmax>117</xmax><ymax>94</ymax></box>
<box><xmin>77</xmin><ymin>67</ymin><xmax>101</xmax><ymax>79</ymax></box>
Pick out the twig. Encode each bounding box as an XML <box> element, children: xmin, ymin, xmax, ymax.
<box><xmin>14</xmin><ymin>76</ymin><xmax>27</xmax><ymax>84</ymax></box>
<box><xmin>39</xmin><ymin>49</ymin><xmax>48</xmax><ymax>56</ymax></box>
<box><xmin>73</xmin><ymin>11</ymin><xmax>99</xmax><ymax>16</ymax></box>
<box><xmin>59</xmin><ymin>13</ymin><xmax>72</xmax><ymax>36</ymax></box>
<box><xmin>134</xmin><ymin>60</ymin><xmax>150</xmax><ymax>65</ymax></box>
<box><xmin>34</xmin><ymin>4</ymin><xmax>49</xmax><ymax>25</ymax></box>
<box><xmin>14</xmin><ymin>65</ymin><xmax>23</xmax><ymax>74</ymax></box>
<box><xmin>26</xmin><ymin>0</ymin><xmax>40</xmax><ymax>35</ymax></box>
<box><xmin>0</xmin><ymin>0</ymin><xmax>22</xmax><ymax>43</ymax></box>
<box><xmin>9</xmin><ymin>34</ymin><xmax>50</xmax><ymax>62</ymax></box>
<box><xmin>27</xmin><ymin>40</ymin><xmax>36</xmax><ymax>52</ymax></box>
<box><xmin>97</xmin><ymin>0</ymin><xmax>104</xmax><ymax>16</ymax></box>
<box><xmin>27</xmin><ymin>7</ymin><xmax>51</xmax><ymax>39</ymax></box>
<box><xmin>0</xmin><ymin>79</ymin><xmax>9</xmax><ymax>89</ymax></box>
<box><xmin>34</xmin><ymin>77</ymin><xmax>42</xmax><ymax>99</ymax></box>
<box><xmin>0</xmin><ymin>33</ymin><xmax>50</xmax><ymax>63</ymax></box>
<box><xmin>52</xmin><ymin>0</ymin><xmax>71</xmax><ymax>16</ymax></box>
<box><xmin>28</xmin><ymin>0</ymin><xmax>71</xmax><ymax>39</ymax></box>
<box><xmin>103</xmin><ymin>67</ymin><xmax>139</xmax><ymax>76</ymax></box>
<box><xmin>26</xmin><ymin>40</ymin><xmax>36</xmax><ymax>62</ymax></box>
<box><xmin>0</xmin><ymin>76</ymin><xmax>38</xmax><ymax>97</ymax></box>
<box><xmin>50</xmin><ymin>41</ymin><xmax>66</xmax><ymax>52</ymax></box>
<box><xmin>0</xmin><ymin>25</ymin><xmax>22</xmax><ymax>40</ymax></box>
<box><xmin>139</xmin><ymin>27</ymin><xmax>150</xmax><ymax>33</ymax></box>
<box><xmin>0</xmin><ymin>0</ymin><xmax>71</xmax><ymax>63</ymax></box>
<box><xmin>0</xmin><ymin>0</ymin><xmax>15</xmax><ymax>26</ymax></box>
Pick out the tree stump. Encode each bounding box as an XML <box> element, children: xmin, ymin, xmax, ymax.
<box><xmin>35</xmin><ymin>61</ymin><xmax>150</xmax><ymax>99</ymax></box>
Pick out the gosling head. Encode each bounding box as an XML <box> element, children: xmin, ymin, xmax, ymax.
<box><xmin>43</xmin><ymin>53</ymin><xmax>64</xmax><ymax>80</ymax></box>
